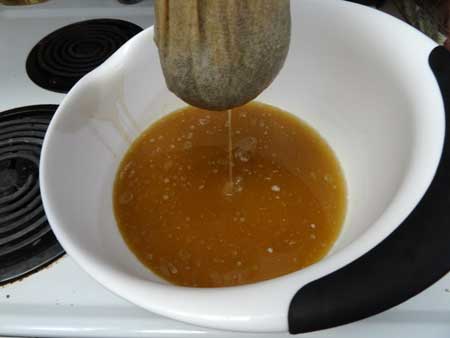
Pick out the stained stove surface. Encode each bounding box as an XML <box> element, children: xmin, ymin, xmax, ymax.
<box><xmin>0</xmin><ymin>104</ymin><xmax>63</xmax><ymax>285</ymax></box>
<box><xmin>0</xmin><ymin>1</ymin><xmax>449</xmax><ymax>337</ymax></box>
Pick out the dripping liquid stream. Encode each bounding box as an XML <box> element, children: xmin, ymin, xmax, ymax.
<box><xmin>226</xmin><ymin>109</ymin><xmax>234</xmax><ymax>195</ymax></box>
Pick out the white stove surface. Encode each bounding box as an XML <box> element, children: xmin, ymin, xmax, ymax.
<box><xmin>0</xmin><ymin>1</ymin><xmax>449</xmax><ymax>337</ymax></box>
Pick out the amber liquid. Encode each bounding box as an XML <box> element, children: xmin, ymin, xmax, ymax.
<box><xmin>114</xmin><ymin>102</ymin><xmax>347</xmax><ymax>287</ymax></box>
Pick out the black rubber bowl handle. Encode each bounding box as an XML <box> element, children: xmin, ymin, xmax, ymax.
<box><xmin>288</xmin><ymin>46</ymin><xmax>450</xmax><ymax>334</ymax></box>
<box><xmin>344</xmin><ymin>0</ymin><xmax>386</xmax><ymax>8</ymax></box>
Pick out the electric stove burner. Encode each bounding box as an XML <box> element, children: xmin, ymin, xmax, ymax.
<box><xmin>0</xmin><ymin>105</ymin><xmax>64</xmax><ymax>284</ymax></box>
<box><xmin>26</xmin><ymin>19</ymin><xmax>143</xmax><ymax>93</ymax></box>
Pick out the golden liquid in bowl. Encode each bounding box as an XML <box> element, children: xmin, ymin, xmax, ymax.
<box><xmin>113</xmin><ymin>102</ymin><xmax>346</xmax><ymax>287</ymax></box>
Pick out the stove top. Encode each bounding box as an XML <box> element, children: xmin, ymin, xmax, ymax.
<box><xmin>0</xmin><ymin>1</ymin><xmax>449</xmax><ymax>337</ymax></box>
<box><xmin>0</xmin><ymin>104</ymin><xmax>63</xmax><ymax>284</ymax></box>
<box><xmin>26</xmin><ymin>19</ymin><xmax>142</xmax><ymax>93</ymax></box>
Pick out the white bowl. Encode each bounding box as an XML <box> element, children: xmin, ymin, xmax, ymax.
<box><xmin>40</xmin><ymin>0</ymin><xmax>445</xmax><ymax>333</ymax></box>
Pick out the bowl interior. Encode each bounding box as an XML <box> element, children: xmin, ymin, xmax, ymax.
<box><xmin>42</xmin><ymin>1</ymin><xmax>442</xmax><ymax>288</ymax></box>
